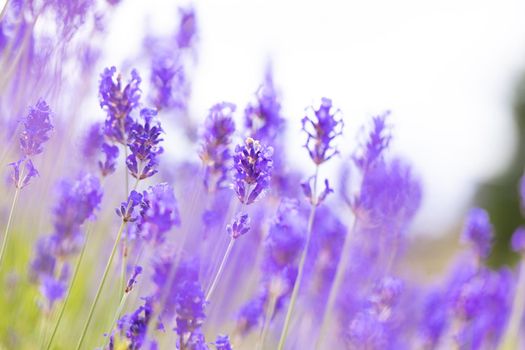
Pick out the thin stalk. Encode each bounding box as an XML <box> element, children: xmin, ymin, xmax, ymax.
<box><xmin>315</xmin><ymin>215</ymin><xmax>358</xmax><ymax>349</ymax></box>
<box><xmin>205</xmin><ymin>237</ymin><xmax>235</xmax><ymax>302</ymax></box>
<box><xmin>257</xmin><ymin>292</ymin><xmax>278</xmax><ymax>350</ymax></box>
<box><xmin>0</xmin><ymin>0</ymin><xmax>9</xmax><ymax>24</ymax></box>
<box><xmin>120</xmin><ymin>145</ymin><xmax>130</xmax><ymax>295</ymax></box>
<box><xmin>498</xmin><ymin>260</ymin><xmax>525</xmax><ymax>350</ymax></box>
<box><xmin>277</xmin><ymin>166</ymin><xmax>319</xmax><ymax>350</ymax></box>
<box><xmin>45</xmin><ymin>229</ymin><xmax>91</xmax><ymax>350</ymax></box>
<box><xmin>75</xmin><ymin>220</ymin><xmax>127</xmax><ymax>350</ymax></box>
<box><xmin>0</xmin><ymin>186</ymin><xmax>20</xmax><ymax>267</ymax></box>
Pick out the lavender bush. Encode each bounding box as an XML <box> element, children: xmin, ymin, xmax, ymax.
<box><xmin>0</xmin><ymin>2</ymin><xmax>524</xmax><ymax>350</ymax></box>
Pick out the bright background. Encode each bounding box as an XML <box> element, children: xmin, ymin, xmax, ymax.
<box><xmin>103</xmin><ymin>0</ymin><xmax>525</xmax><ymax>236</ymax></box>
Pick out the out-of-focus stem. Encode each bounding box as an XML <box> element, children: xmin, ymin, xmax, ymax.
<box><xmin>120</xmin><ymin>145</ymin><xmax>130</xmax><ymax>295</ymax></box>
<box><xmin>315</xmin><ymin>215</ymin><xmax>358</xmax><ymax>349</ymax></box>
<box><xmin>0</xmin><ymin>0</ymin><xmax>9</xmax><ymax>24</ymax></box>
<box><xmin>0</xmin><ymin>186</ymin><xmax>20</xmax><ymax>268</ymax></box>
<box><xmin>205</xmin><ymin>237</ymin><xmax>235</xmax><ymax>302</ymax></box>
<box><xmin>45</xmin><ymin>225</ymin><xmax>92</xmax><ymax>350</ymax></box>
<box><xmin>498</xmin><ymin>259</ymin><xmax>525</xmax><ymax>350</ymax></box>
<box><xmin>257</xmin><ymin>291</ymin><xmax>278</xmax><ymax>350</ymax></box>
<box><xmin>277</xmin><ymin>165</ymin><xmax>319</xmax><ymax>350</ymax></box>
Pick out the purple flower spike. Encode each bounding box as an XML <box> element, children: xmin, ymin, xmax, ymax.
<box><xmin>200</xmin><ymin>102</ymin><xmax>236</xmax><ymax>191</ymax></box>
<box><xmin>176</xmin><ymin>7</ymin><xmax>197</xmax><ymax>49</ymax></box>
<box><xmin>227</xmin><ymin>213</ymin><xmax>250</xmax><ymax>239</ymax></box>
<box><xmin>151</xmin><ymin>57</ymin><xmax>186</xmax><ymax>110</ymax></box>
<box><xmin>354</xmin><ymin>112</ymin><xmax>392</xmax><ymax>170</ymax></box>
<box><xmin>302</xmin><ymin>98</ymin><xmax>343</xmax><ymax>165</ymax></box>
<box><xmin>99</xmin><ymin>142</ymin><xmax>119</xmax><ymax>176</ymax></box>
<box><xmin>126</xmin><ymin>108</ymin><xmax>164</xmax><ymax>180</ymax></box>
<box><xmin>116</xmin><ymin>191</ymin><xmax>144</xmax><ymax>222</ymax></box>
<box><xmin>461</xmin><ymin>208</ymin><xmax>493</xmax><ymax>259</ymax></box>
<box><xmin>214</xmin><ymin>335</ymin><xmax>232</xmax><ymax>350</ymax></box>
<box><xmin>139</xmin><ymin>183</ymin><xmax>180</xmax><ymax>244</ymax></box>
<box><xmin>233</xmin><ymin>137</ymin><xmax>273</xmax><ymax>204</ymax></box>
<box><xmin>19</xmin><ymin>99</ymin><xmax>53</xmax><ymax>157</ymax></box>
<box><xmin>81</xmin><ymin>122</ymin><xmax>104</xmax><ymax>160</ymax></box>
<box><xmin>40</xmin><ymin>276</ymin><xmax>66</xmax><ymax>309</ymax></box>
<box><xmin>99</xmin><ymin>67</ymin><xmax>142</xmax><ymax>143</ymax></box>
<box><xmin>301</xmin><ymin>177</ymin><xmax>333</xmax><ymax>206</ymax></box>
<box><xmin>114</xmin><ymin>298</ymin><xmax>153</xmax><ymax>349</ymax></box>
<box><xmin>126</xmin><ymin>265</ymin><xmax>143</xmax><ymax>293</ymax></box>
<box><xmin>9</xmin><ymin>158</ymin><xmax>38</xmax><ymax>188</ymax></box>
<box><xmin>511</xmin><ymin>227</ymin><xmax>525</xmax><ymax>253</ymax></box>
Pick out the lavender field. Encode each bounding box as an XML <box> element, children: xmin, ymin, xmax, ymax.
<box><xmin>0</xmin><ymin>1</ymin><xmax>525</xmax><ymax>349</ymax></box>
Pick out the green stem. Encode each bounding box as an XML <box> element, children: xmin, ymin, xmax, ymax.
<box><xmin>75</xmin><ymin>220</ymin><xmax>127</xmax><ymax>350</ymax></box>
<box><xmin>120</xmin><ymin>145</ymin><xmax>130</xmax><ymax>295</ymax></box>
<box><xmin>0</xmin><ymin>186</ymin><xmax>20</xmax><ymax>268</ymax></box>
<box><xmin>205</xmin><ymin>237</ymin><xmax>235</xmax><ymax>302</ymax></box>
<box><xmin>277</xmin><ymin>166</ymin><xmax>319</xmax><ymax>350</ymax></box>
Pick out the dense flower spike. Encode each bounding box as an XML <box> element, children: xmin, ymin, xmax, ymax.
<box><xmin>461</xmin><ymin>208</ymin><xmax>493</xmax><ymax>259</ymax></box>
<box><xmin>112</xmin><ymin>298</ymin><xmax>153</xmax><ymax>349</ymax></box>
<box><xmin>138</xmin><ymin>183</ymin><xmax>180</xmax><ymax>244</ymax></box>
<box><xmin>302</xmin><ymin>98</ymin><xmax>343</xmax><ymax>165</ymax></box>
<box><xmin>233</xmin><ymin>137</ymin><xmax>273</xmax><ymax>204</ymax></box>
<box><xmin>99</xmin><ymin>66</ymin><xmax>142</xmax><ymax>143</ymax></box>
<box><xmin>18</xmin><ymin>99</ymin><xmax>54</xmax><ymax>157</ymax></box>
<box><xmin>126</xmin><ymin>108</ymin><xmax>164</xmax><ymax>180</ymax></box>
<box><xmin>150</xmin><ymin>57</ymin><xmax>186</xmax><ymax>110</ymax></box>
<box><xmin>200</xmin><ymin>102</ymin><xmax>236</xmax><ymax>191</ymax></box>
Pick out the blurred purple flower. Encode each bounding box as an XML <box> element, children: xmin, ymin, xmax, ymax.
<box><xmin>150</xmin><ymin>57</ymin><xmax>187</xmax><ymax>111</ymax></box>
<box><xmin>302</xmin><ymin>98</ymin><xmax>343</xmax><ymax>165</ymax></box>
<box><xmin>353</xmin><ymin>112</ymin><xmax>391</xmax><ymax>170</ymax></box>
<box><xmin>213</xmin><ymin>335</ymin><xmax>232</xmax><ymax>350</ymax></box>
<box><xmin>18</xmin><ymin>99</ymin><xmax>53</xmax><ymax>157</ymax></box>
<box><xmin>511</xmin><ymin>226</ymin><xmax>525</xmax><ymax>253</ymax></box>
<box><xmin>227</xmin><ymin>213</ymin><xmax>250</xmax><ymax>239</ymax></box>
<box><xmin>176</xmin><ymin>7</ymin><xmax>198</xmax><ymax>49</ymax></box>
<box><xmin>99</xmin><ymin>142</ymin><xmax>119</xmax><ymax>177</ymax></box>
<box><xmin>113</xmin><ymin>298</ymin><xmax>153</xmax><ymax>349</ymax></box>
<box><xmin>233</xmin><ymin>137</ymin><xmax>273</xmax><ymax>204</ymax></box>
<box><xmin>461</xmin><ymin>208</ymin><xmax>493</xmax><ymax>259</ymax></box>
<box><xmin>138</xmin><ymin>183</ymin><xmax>180</xmax><ymax>245</ymax></box>
<box><xmin>81</xmin><ymin>122</ymin><xmax>104</xmax><ymax>160</ymax></box>
<box><xmin>9</xmin><ymin>158</ymin><xmax>38</xmax><ymax>188</ymax></box>
<box><xmin>200</xmin><ymin>102</ymin><xmax>236</xmax><ymax>191</ymax></box>
<box><xmin>126</xmin><ymin>265</ymin><xmax>143</xmax><ymax>293</ymax></box>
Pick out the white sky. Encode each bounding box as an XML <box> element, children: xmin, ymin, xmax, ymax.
<box><xmin>103</xmin><ymin>0</ymin><xmax>525</xmax><ymax>236</ymax></box>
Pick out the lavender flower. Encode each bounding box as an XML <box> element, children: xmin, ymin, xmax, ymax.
<box><xmin>112</xmin><ymin>298</ymin><xmax>153</xmax><ymax>349</ymax></box>
<box><xmin>176</xmin><ymin>7</ymin><xmax>197</xmax><ymax>49</ymax></box>
<box><xmin>99</xmin><ymin>67</ymin><xmax>142</xmax><ymax>143</ymax></box>
<box><xmin>126</xmin><ymin>265</ymin><xmax>143</xmax><ymax>293</ymax></box>
<box><xmin>150</xmin><ymin>57</ymin><xmax>187</xmax><ymax>111</ymax></box>
<box><xmin>126</xmin><ymin>108</ymin><xmax>164</xmax><ymax>180</ymax></box>
<box><xmin>227</xmin><ymin>214</ymin><xmax>250</xmax><ymax>239</ymax></box>
<box><xmin>353</xmin><ymin>113</ymin><xmax>391</xmax><ymax>170</ymax></box>
<box><xmin>138</xmin><ymin>183</ymin><xmax>180</xmax><ymax>244</ymax></box>
<box><xmin>81</xmin><ymin>122</ymin><xmax>104</xmax><ymax>160</ymax></box>
<box><xmin>244</xmin><ymin>68</ymin><xmax>284</xmax><ymax>142</ymax></box>
<box><xmin>18</xmin><ymin>99</ymin><xmax>54</xmax><ymax>157</ymax></box>
<box><xmin>301</xmin><ymin>177</ymin><xmax>333</xmax><ymax>206</ymax></box>
<box><xmin>511</xmin><ymin>227</ymin><xmax>525</xmax><ymax>253</ymax></box>
<box><xmin>302</xmin><ymin>98</ymin><xmax>343</xmax><ymax>165</ymax></box>
<box><xmin>420</xmin><ymin>289</ymin><xmax>449</xmax><ymax>347</ymax></box>
<box><xmin>116</xmin><ymin>190</ymin><xmax>144</xmax><ymax>223</ymax></box>
<box><xmin>9</xmin><ymin>158</ymin><xmax>38</xmax><ymax>188</ymax></box>
<box><xmin>461</xmin><ymin>208</ymin><xmax>493</xmax><ymax>259</ymax></box>
<box><xmin>233</xmin><ymin>137</ymin><xmax>273</xmax><ymax>204</ymax></box>
<box><xmin>99</xmin><ymin>142</ymin><xmax>119</xmax><ymax>176</ymax></box>
<box><xmin>151</xmin><ymin>258</ymin><xmax>206</xmax><ymax>336</ymax></box>
<box><xmin>200</xmin><ymin>102</ymin><xmax>236</xmax><ymax>191</ymax></box>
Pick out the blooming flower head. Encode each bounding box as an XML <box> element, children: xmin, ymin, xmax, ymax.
<box><xmin>138</xmin><ymin>183</ymin><xmax>180</xmax><ymax>244</ymax></box>
<box><xmin>116</xmin><ymin>190</ymin><xmax>144</xmax><ymax>223</ymax></box>
<box><xmin>200</xmin><ymin>102</ymin><xmax>236</xmax><ymax>191</ymax></box>
<box><xmin>233</xmin><ymin>137</ymin><xmax>273</xmax><ymax>204</ymax></box>
<box><xmin>461</xmin><ymin>208</ymin><xmax>493</xmax><ymax>259</ymax></box>
<box><xmin>150</xmin><ymin>57</ymin><xmax>186</xmax><ymax>111</ymax></box>
<box><xmin>511</xmin><ymin>226</ymin><xmax>525</xmax><ymax>253</ymax></box>
<box><xmin>99</xmin><ymin>66</ymin><xmax>142</xmax><ymax>143</ymax></box>
<box><xmin>126</xmin><ymin>108</ymin><xmax>164</xmax><ymax>180</ymax></box>
<box><xmin>113</xmin><ymin>298</ymin><xmax>153</xmax><ymax>350</ymax></box>
<box><xmin>19</xmin><ymin>99</ymin><xmax>53</xmax><ymax>157</ymax></box>
<box><xmin>302</xmin><ymin>98</ymin><xmax>343</xmax><ymax>165</ymax></box>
